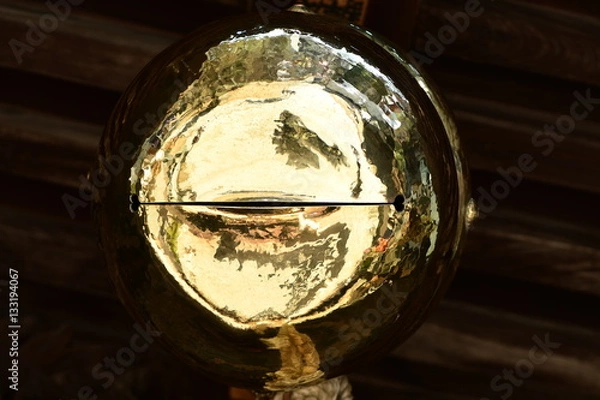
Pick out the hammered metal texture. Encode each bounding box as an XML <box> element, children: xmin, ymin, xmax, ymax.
<box><xmin>95</xmin><ymin>11</ymin><xmax>470</xmax><ymax>392</ymax></box>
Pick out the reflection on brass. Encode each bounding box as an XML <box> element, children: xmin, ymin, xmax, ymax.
<box><xmin>96</xmin><ymin>8</ymin><xmax>472</xmax><ymax>393</ymax></box>
<box><xmin>261</xmin><ymin>324</ymin><xmax>324</xmax><ymax>391</ymax></box>
<box><xmin>143</xmin><ymin>202</ymin><xmax>403</xmax><ymax>330</ymax></box>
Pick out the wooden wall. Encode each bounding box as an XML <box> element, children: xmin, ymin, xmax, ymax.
<box><xmin>0</xmin><ymin>0</ymin><xmax>599</xmax><ymax>398</ymax></box>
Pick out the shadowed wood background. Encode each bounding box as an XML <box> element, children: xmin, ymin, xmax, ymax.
<box><xmin>0</xmin><ymin>0</ymin><xmax>599</xmax><ymax>399</ymax></box>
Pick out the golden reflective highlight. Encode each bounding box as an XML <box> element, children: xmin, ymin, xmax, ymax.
<box><xmin>141</xmin><ymin>202</ymin><xmax>407</xmax><ymax>329</ymax></box>
<box><xmin>134</xmin><ymin>81</ymin><xmax>392</xmax><ymax>205</ymax></box>
<box><xmin>261</xmin><ymin>324</ymin><xmax>324</xmax><ymax>391</ymax></box>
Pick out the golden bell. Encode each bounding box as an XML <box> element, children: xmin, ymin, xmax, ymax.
<box><xmin>94</xmin><ymin>7</ymin><xmax>471</xmax><ymax>394</ymax></box>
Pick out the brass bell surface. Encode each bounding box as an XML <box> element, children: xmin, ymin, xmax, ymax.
<box><xmin>95</xmin><ymin>9</ymin><xmax>470</xmax><ymax>393</ymax></box>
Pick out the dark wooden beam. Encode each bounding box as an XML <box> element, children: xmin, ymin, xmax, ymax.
<box><xmin>413</xmin><ymin>0</ymin><xmax>600</xmax><ymax>87</ymax></box>
<box><xmin>0</xmin><ymin>0</ymin><xmax>177</xmax><ymax>91</ymax></box>
<box><xmin>428</xmin><ymin>58</ymin><xmax>600</xmax><ymax>196</ymax></box>
<box><xmin>364</xmin><ymin>0</ymin><xmax>423</xmax><ymax>49</ymax></box>
<box><xmin>0</xmin><ymin>102</ymin><xmax>100</xmax><ymax>188</ymax></box>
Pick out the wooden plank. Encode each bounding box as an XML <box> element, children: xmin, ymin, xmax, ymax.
<box><xmin>0</xmin><ymin>68</ymin><xmax>119</xmax><ymax>126</ymax></box>
<box><xmin>0</xmin><ymin>102</ymin><xmax>99</xmax><ymax>188</ymax></box>
<box><xmin>428</xmin><ymin>59</ymin><xmax>600</xmax><ymax>196</ymax></box>
<box><xmin>0</xmin><ymin>199</ymin><xmax>110</xmax><ymax>298</ymax></box>
<box><xmin>0</xmin><ymin>0</ymin><xmax>178</xmax><ymax>91</ymax></box>
<box><xmin>385</xmin><ymin>296</ymin><xmax>600</xmax><ymax>398</ymax></box>
<box><xmin>75</xmin><ymin>0</ymin><xmax>246</xmax><ymax>34</ymax></box>
<box><xmin>364</xmin><ymin>0</ymin><xmax>422</xmax><ymax>49</ymax></box>
<box><xmin>378</xmin><ymin>273</ymin><xmax>600</xmax><ymax>397</ymax></box>
<box><xmin>464</xmin><ymin>206</ymin><xmax>600</xmax><ymax>296</ymax></box>
<box><xmin>5</xmin><ymin>282</ymin><xmax>231</xmax><ymax>400</ymax></box>
<box><xmin>413</xmin><ymin>0</ymin><xmax>600</xmax><ymax>87</ymax></box>
<box><xmin>351</xmin><ymin>362</ymin><xmax>600</xmax><ymax>400</ymax></box>
<box><xmin>519</xmin><ymin>0</ymin><xmax>600</xmax><ymax>16</ymax></box>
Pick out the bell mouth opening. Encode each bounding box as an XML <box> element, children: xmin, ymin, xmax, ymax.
<box><xmin>211</xmin><ymin>204</ymin><xmax>338</xmax><ymax>217</ymax></box>
<box><xmin>205</xmin><ymin>192</ymin><xmax>338</xmax><ymax>218</ymax></box>
<box><xmin>215</xmin><ymin>205</ymin><xmax>307</xmax><ymax>216</ymax></box>
<box><xmin>130</xmin><ymin>192</ymin><xmax>342</xmax><ymax>219</ymax></box>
